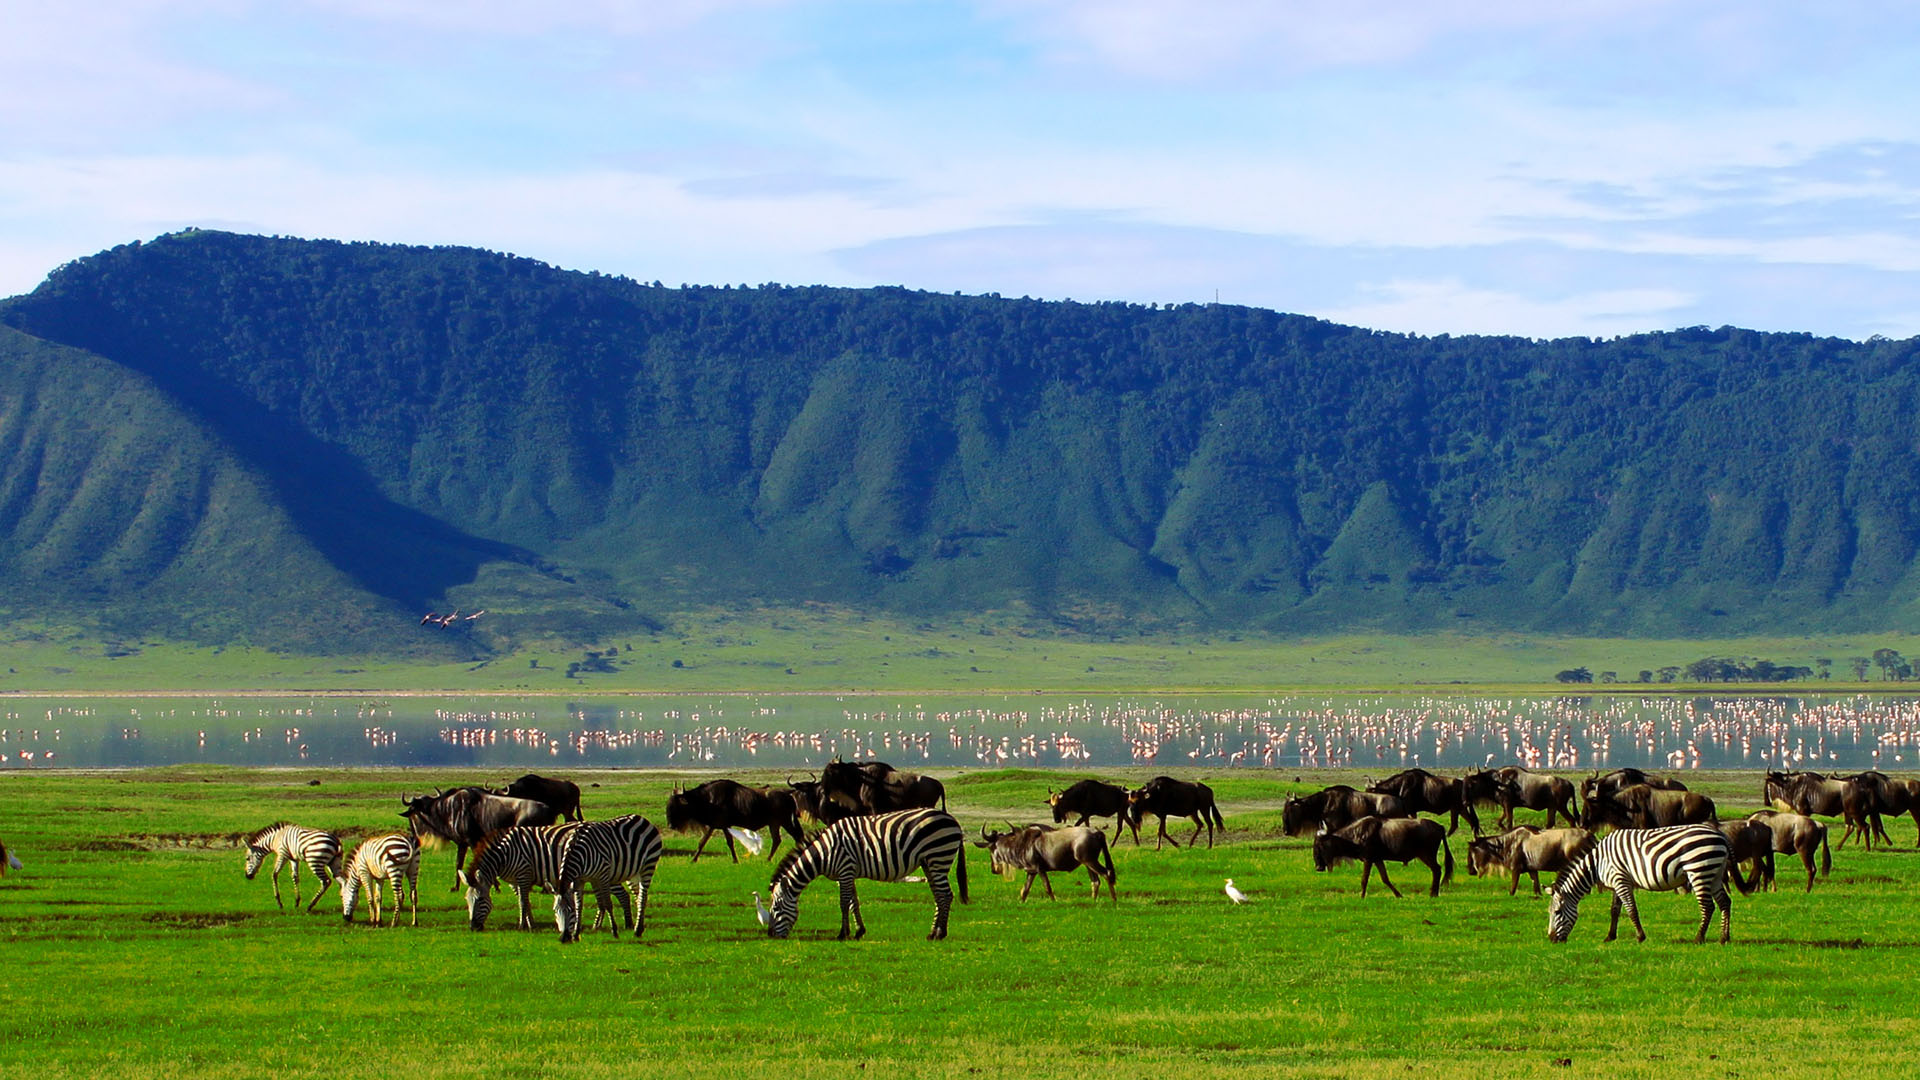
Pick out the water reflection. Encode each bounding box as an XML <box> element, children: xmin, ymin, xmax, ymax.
<box><xmin>4</xmin><ymin>693</ymin><xmax>1920</xmax><ymax>772</ymax></box>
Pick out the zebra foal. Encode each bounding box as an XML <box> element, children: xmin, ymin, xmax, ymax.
<box><xmin>244</xmin><ymin>823</ymin><xmax>344</xmax><ymax>912</ymax></box>
<box><xmin>342</xmin><ymin>832</ymin><xmax>420</xmax><ymax>926</ymax></box>
<box><xmin>766</xmin><ymin>808</ymin><xmax>968</xmax><ymax>941</ymax></box>
<box><xmin>554</xmin><ymin>814</ymin><xmax>664</xmax><ymax>943</ymax></box>
<box><xmin>1547</xmin><ymin>823</ymin><xmax>1746</xmax><ymax>944</ymax></box>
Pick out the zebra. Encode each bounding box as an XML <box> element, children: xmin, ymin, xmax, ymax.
<box><xmin>458</xmin><ymin>821</ymin><xmax>591</xmax><ymax>931</ymax></box>
<box><xmin>1547</xmin><ymin>823</ymin><xmax>1747</xmax><ymax>944</ymax></box>
<box><xmin>243</xmin><ymin>823</ymin><xmax>344</xmax><ymax>912</ymax></box>
<box><xmin>553</xmin><ymin>814</ymin><xmax>664</xmax><ymax>943</ymax></box>
<box><xmin>341</xmin><ymin>832</ymin><xmax>420</xmax><ymax>927</ymax></box>
<box><xmin>766</xmin><ymin>808</ymin><xmax>968</xmax><ymax>941</ymax></box>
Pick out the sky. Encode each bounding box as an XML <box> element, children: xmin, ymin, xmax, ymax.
<box><xmin>4</xmin><ymin>1</ymin><xmax>1920</xmax><ymax>339</ymax></box>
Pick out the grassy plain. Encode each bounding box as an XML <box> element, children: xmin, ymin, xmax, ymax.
<box><xmin>3</xmin><ymin>608</ymin><xmax>1918</xmax><ymax>694</ymax></box>
<box><xmin>1</xmin><ymin>766</ymin><xmax>1915</xmax><ymax>1079</ymax></box>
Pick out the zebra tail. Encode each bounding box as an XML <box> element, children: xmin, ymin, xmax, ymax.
<box><xmin>955</xmin><ymin>844</ymin><xmax>969</xmax><ymax>904</ymax></box>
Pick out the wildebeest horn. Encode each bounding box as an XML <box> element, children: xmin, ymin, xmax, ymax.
<box><xmin>1005</xmin><ymin>820</ymin><xmax>1018</xmax><ymax>832</ymax></box>
<box><xmin>981</xmin><ymin>824</ymin><xmax>992</xmax><ymax>840</ymax></box>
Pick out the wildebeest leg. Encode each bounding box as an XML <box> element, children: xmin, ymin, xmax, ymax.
<box><xmin>1424</xmin><ymin>856</ymin><xmax>1442</xmax><ymax>898</ymax></box>
<box><xmin>1157</xmin><ymin>815</ymin><xmax>1181</xmax><ymax>850</ymax></box>
<box><xmin>1019</xmin><ymin>872</ymin><xmax>1035</xmax><ymax>901</ymax></box>
<box><xmin>1189</xmin><ymin>814</ymin><xmax>1206</xmax><ymax>848</ymax></box>
<box><xmin>1375</xmin><ymin>862</ymin><xmax>1405</xmax><ymax>899</ymax></box>
<box><xmin>1039</xmin><ymin>870</ymin><xmax>1056</xmax><ymax>899</ymax></box>
<box><xmin>1801</xmin><ymin>846</ymin><xmax>1817</xmax><ymax>893</ymax></box>
<box><xmin>1507</xmin><ymin>864</ymin><xmax>1522</xmax><ymax>896</ymax></box>
<box><xmin>1528</xmin><ymin>869</ymin><xmax>1541</xmax><ymax>897</ymax></box>
<box><xmin>692</xmin><ymin>827</ymin><xmax>716</xmax><ymax>863</ymax></box>
<box><xmin>450</xmin><ymin>843</ymin><xmax>470</xmax><ymax>891</ymax></box>
<box><xmin>1358</xmin><ymin>861</ymin><xmax>1372</xmax><ymax>898</ymax></box>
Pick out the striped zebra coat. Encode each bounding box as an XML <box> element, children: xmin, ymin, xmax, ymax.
<box><xmin>1547</xmin><ymin>823</ymin><xmax>1745</xmax><ymax>944</ymax></box>
<box><xmin>244</xmin><ymin>823</ymin><xmax>344</xmax><ymax>913</ymax></box>
<box><xmin>767</xmin><ymin>808</ymin><xmax>968</xmax><ymax>941</ymax></box>
<box><xmin>341</xmin><ymin>832</ymin><xmax>420</xmax><ymax>927</ymax></box>
<box><xmin>460</xmin><ymin>821</ymin><xmax>591</xmax><ymax>931</ymax></box>
<box><xmin>554</xmin><ymin>814</ymin><xmax>664</xmax><ymax>943</ymax></box>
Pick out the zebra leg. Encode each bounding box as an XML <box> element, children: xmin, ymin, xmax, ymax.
<box><xmin>368</xmin><ymin>873</ymin><xmax>382</xmax><ymax>925</ymax></box>
<box><xmin>387</xmin><ymin>875</ymin><xmax>404</xmax><ymax>927</ymax></box>
<box><xmin>1616</xmin><ymin>885</ymin><xmax>1646</xmax><ymax>942</ymax></box>
<box><xmin>929</xmin><ymin>866</ymin><xmax>953</xmax><ymax>940</ymax></box>
<box><xmin>305</xmin><ymin>860</ymin><xmax>337</xmax><ymax>913</ymax></box>
<box><xmin>408</xmin><ymin>869</ymin><xmax>419</xmax><ymax>926</ymax></box>
<box><xmin>632</xmin><ymin>867</ymin><xmax>655</xmax><ymax>939</ymax></box>
<box><xmin>836</xmin><ymin>876</ymin><xmax>863</xmax><ymax>940</ymax></box>
<box><xmin>1717</xmin><ymin>886</ymin><xmax>1733</xmax><ymax>944</ymax></box>
<box><xmin>271</xmin><ymin>854</ymin><xmax>288</xmax><ymax>909</ymax></box>
<box><xmin>1605</xmin><ymin>893</ymin><xmax>1623</xmax><ymax>942</ymax></box>
<box><xmin>516</xmin><ymin>885</ymin><xmax>534</xmax><ymax>930</ymax></box>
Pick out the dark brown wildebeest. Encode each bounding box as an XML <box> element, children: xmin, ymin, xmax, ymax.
<box><xmin>1466</xmin><ymin>825</ymin><xmax>1595</xmax><ymax>896</ymax></box>
<box><xmin>975</xmin><ymin>823</ymin><xmax>1118</xmax><ymax>901</ymax></box>
<box><xmin>1366</xmin><ymin>768</ymin><xmax>1480</xmax><ymax>835</ymax></box>
<box><xmin>400</xmin><ymin>787</ymin><xmax>562</xmax><ymax>890</ymax></box>
<box><xmin>665</xmin><ymin>779</ymin><xmax>805</xmax><ymax>862</ymax></box>
<box><xmin>1046</xmin><ymin>780</ymin><xmax>1133</xmax><ymax>842</ymax></box>
<box><xmin>1581</xmin><ymin>768</ymin><xmax>1687</xmax><ymax>808</ymax></box>
<box><xmin>1582</xmin><ymin>784</ymin><xmax>1716</xmax><ymax>830</ymax></box>
<box><xmin>496</xmin><ymin>774</ymin><xmax>584</xmax><ymax>822</ymax></box>
<box><xmin>1126</xmin><ymin>776</ymin><xmax>1225</xmax><ymax>850</ymax></box>
<box><xmin>1473</xmin><ymin>767</ymin><xmax>1578</xmax><ymax>830</ymax></box>
<box><xmin>819</xmin><ymin>758</ymin><xmax>947</xmax><ymax>815</ymax></box>
<box><xmin>1281</xmin><ymin>785</ymin><xmax>1408</xmax><ymax>837</ymax></box>
<box><xmin>1833</xmin><ymin>771</ymin><xmax>1915</xmax><ymax>847</ymax></box>
<box><xmin>1767</xmin><ymin>771</ymin><xmax>1880</xmax><ymax>850</ymax></box>
<box><xmin>785</xmin><ymin>779</ymin><xmax>855</xmax><ymax>827</ymax></box>
<box><xmin>1312</xmin><ymin>816</ymin><xmax>1454</xmax><ymax>898</ymax></box>
<box><xmin>1744</xmin><ymin>810</ymin><xmax>1831</xmax><ymax>892</ymax></box>
<box><xmin>1715</xmin><ymin>819</ymin><xmax>1773</xmax><ymax>894</ymax></box>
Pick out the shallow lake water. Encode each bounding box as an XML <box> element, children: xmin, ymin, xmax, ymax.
<box><xmin>3</xmin><ymin>691</ymin><xmax>1919</xmax><ymax>774</ymax></box>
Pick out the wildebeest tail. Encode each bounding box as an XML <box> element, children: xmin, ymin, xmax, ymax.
<box><xmin>1727</xmin><ymin>853</ymin><xmax>1753</xmax><ymax>896</ymax></box>
<box><xmin>1441</xmin><ymin>839</ymin><xmax>1455</xmax><ymax>884</ymax></box>
<box><xmin>955</xmin><ymin>843</ymin><xmax>969</xmax><ymax>904</ymax></box>
<box><xmin>1207</xmin><ymin>801</ymin><xmax>1225</xmax><ymax>831</ymax></box>
<box><xmin>1820</xmin><ymin>826</ymin><xmax>1832</xmax><ymax>877</ymax></box>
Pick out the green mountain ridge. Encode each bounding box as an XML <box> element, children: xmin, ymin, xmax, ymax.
<box><xmin>3</xmin><ymin>229</ymin><xmax>1919</xmax><ymax>653</ymax></box>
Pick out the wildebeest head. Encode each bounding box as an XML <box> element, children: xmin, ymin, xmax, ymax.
<box><xmin>1310</xmin><ymin>831</ymin><xmax>1354</xmax><ymax>872</ymax></box>
<box><xmin>1046</xmin><ymin>788</ymin><xmax>1064</xmax><ymax>823</ymax></box>
<box><xmin>665</xmin><ymin>783</ymin><xmax>701</xmax><ymax>832</ymax></box>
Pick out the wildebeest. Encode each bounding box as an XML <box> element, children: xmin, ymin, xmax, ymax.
<box><xmin>1466</xmin><ymin>767</ymin><xmax>1578</xmax><ymax>830</ymax></box>
<box><xmin>1582</xmin><ymin>784</ymin><xmax>1716</xmax><ymax>830</ymax></box>
<box><xmin>1834</xmin><ymin>771</ymin><xmax>1916</xmax><ymax>847</ymax></box>
<box><xmin>975</xmin><ymin>823</ymin><xmax>1118</xmax><ymax>900</ymax></box>
<box><xmin>495</xmin><ymin>774</ymin><xmax>584</xmax><ymax>822</ymax></box>
<box><xmin>1715</xmin><ymin>819</ymin><xmax>1773</xmax><ymax>895</ymax></box>
<box><xmin>1466</xmin><ymin>825</ymin><xmax>1595</xmax><ymax>896</ymax></box>
<box><xmin>1366</xmin><ymin>768</ymin><xmax>1480</xmax><ymax>835</ymax></box>
<box><xmin>1744</xmin><ymin>810</ymin><xmax>1831</xmax><ymax>892</ymax></box>
<box><xmin>1282</xmin><ymin>785</ymin><xmax>1408</xmax><ymax>837</ymax></box>
<box><xmin>1764</xmin><ymin>771</ymin><xmax>1880</xmax><ymax>849</ymax></box>
<box><xmin>1311</xmin><ymin>816</ymin><xmax>1454</xmax><ymax>898</ymax></box>
<box><xmin>1581</xmin><ymin>768</ymin><xmax>1687</xmax><ymax>807</ymax></box>
<box><xmin>1046</xmin><ymin>779</ymin><xmax>1133</xmax><ymax>842</ymax></box>
<box><xmin>665</xmin><ymin>779</ymin><xmax>805</xmax><ymax>862</ymax></box>
<box><xmin>819</xmin><ymin>758</ymin><xmax>948</xmax><ymax>815</ymax></box>
<box><xmin>400</xmin><ymin>787</ymin><xmax>562</xmax><ymax>889</ymax></box>
<box><xmin>1126</xmin><ymin>776</ymin><xmax>1225</xmax><ymax>850</ymax></box>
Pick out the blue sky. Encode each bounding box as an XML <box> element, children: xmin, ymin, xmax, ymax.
<box><xmin>4</xmin><ymin>0</ymin><xmax>1919</xmax><ymax>338</ymax></box>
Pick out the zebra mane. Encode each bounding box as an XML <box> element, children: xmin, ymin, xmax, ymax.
<box><xmin>246</xmin><ymin>822</ymin><xmax>290</xmax><ymax>846</ymax></box>
<box><xmin>769</xmin><ymin>828</ymin><xmax>829</xmax><ymax>886</ymax></box>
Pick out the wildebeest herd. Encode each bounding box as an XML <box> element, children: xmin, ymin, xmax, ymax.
<box><xmin>73</xmin><ymin>760</ymin><xmax>1901</xmax><ymax>944</ymax></box>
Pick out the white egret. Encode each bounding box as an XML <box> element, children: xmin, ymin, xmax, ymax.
<box><xmin>1224</xmin><ymin>878</ymin><xmax>1247</xmax><ymax>904</ymax></box>
<box><xmin>752</xmin><ymin>891</ymin><xmax>771</xmax><ymax>928</ymax></box>
<box><xmin>728</xmin><ymin>827</ymin><xmax>765</xmax><ymax>856</ymax></box>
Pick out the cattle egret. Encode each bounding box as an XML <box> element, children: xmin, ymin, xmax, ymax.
<box><xmin>727</xmin><ymin>827</ymin><xmax>766</xmax><ymax>856</ymax></box>
<box><xmin>2</xmin><ymin>849</ymin><xmax>17</xmax><ymax>873</ymax></box>
<box><xmin>1224</xmin><ymin>878</ymin><xmax>1247</xmax><ymax>904</ymax></box>
<box><xmin>752</xmin><ymin>891</ymin><xmax>771</xmax><ymax>928</ymax></box>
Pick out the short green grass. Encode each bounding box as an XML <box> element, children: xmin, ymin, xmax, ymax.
<box><xmin>2</xmin><ymin>608</ymin><xmax>1916</xmax><ymax>694</ymax></box>
<box><xmin>1</xmin><ymin>767</ymin><xmax>1915</xmax><ymax>1079</ymax></box>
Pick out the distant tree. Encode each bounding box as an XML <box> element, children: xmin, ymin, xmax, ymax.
<box><xmin>1657</xmin><ymin>666</ymin><xmax>1680</xmax><ymax>684</ymax></box>
<box><xmin>1851</xmin><ymin>657</ymin><xmax>1872</xmax><ymax>680</ymax></box>
<box><xmin>1816</xmin><ymin>658</ymin><xmax>1832</xmax><ymax>680</ymax></box>
<box><xmin>1555</xmin><ymin>667</ymin><xmax>1593</xmax><ymax>684</ymax></box>
<box><xmin>1599</xmin><ymin>671</ymin><xmax>1617</xmax><ymax>684</ymax></box>
<box><xmin>1873</xmin><ymin>648</ymin><xmax>1907</xmax><ymax>680</ymax></box>
<box><xmin>1637</xmin><ymin>670</ymin><xmax>1653</xmax><ymax>683</ymax></box>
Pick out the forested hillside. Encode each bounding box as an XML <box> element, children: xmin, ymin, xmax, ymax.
<box><xmin>3</xmin><ymin>230</ymin><xmax>1919</xmax><ymax>653</ymax></box>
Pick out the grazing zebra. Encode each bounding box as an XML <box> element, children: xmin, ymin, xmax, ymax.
<box><xmin>766</xmin><ymin>808</ymin><xmax>968</xmax><ymax>941</ymax></box>
<box><xmin>341</xmin><ymin>832</ymin><xmax>420</xmax><ymax>927</ymax></box>
<box><xmin>554</xmin><ymin>814</ymin><xmax>664</xmax><ymax>943</ymax></box>
<box><xmin>244</xmin><ymin>823</ymin><xmax>344</xmax><ymax>912</ymax></box>
<box><xmin>458</xmin><ymin>821</ymin><xmax>590</xmax><ymax>931</ymax></box>
<box><xmin>1547</xmin><ymin>823</ymin><xmax>1744</xmax><ymax>944</ymax></box>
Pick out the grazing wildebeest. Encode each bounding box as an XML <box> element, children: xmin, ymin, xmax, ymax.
<box><xmin>786</xmin><ymin>779</ymin><xmax>855</xmax><ymax>827</ymax></box>
<box><xmin>1367</xmin><ymin>768</ymin><xmax>1480</xmax><ymax>835</ymax></box>
<box><xmin>1311</xmin><ymin>816</ymin><xmax>1453</xmax><ymax>898</ymax></box>
<box><xmin>1582</xmin><ymin>784</ymin><xmax>1715</xmax><ymax>830</ymax></box>
<box><xmin>1744</xmin><ymin>810</ymin><xmax>1831</xmax><ymax>893</ymax></box>
<box><xmin>1281</xmin><ymin>785</ymin><xmax>1408</xmax><ymax>838</ymax></box>
<box><xmin>1125</xmin><ymin>776</ymin><xmax>1225</xmax><ymax>850</ymax></box>
<box><xmin>1466</xmin><ymin>825</ymin><xmax>1596</xmax><ymax>896</ymax></box>
<box><xmin>1581</xmin><ymin>768</ymin><xmax>1687</xmax><ymax>807</ymax></box>
<box><xmin>1469</xmin><ymin>767</ymin><xmax>1578</xmax><ymax>830</ymax></box>
<box><xmin>1834</xmin><ymin>771</ymin><xmax>1915</xmax><ymax>847</ymax></box>
<box><xmin>496</xmin><ymin>774</ymin><xmax>584</xmax><ymax>822</ymax></box>
<box><xmin>819</xmin><ymin>758</ymin><xmax>947</xmax><ymax>815</ymax></box>
<box><xmin>400</xmin><ymin>787</ymin><xmax>562</xmax><ymax>890</ymax></box>
<box><xmin>1046</xmin><ymin>780</ymin><xmax>1133</xmax><ymax>842</ymax></box>
<box><xmin>1715</xmin><ymin>819</ymin><xmax>1772</xmax><ymax>895</ymax></box>
<box><xmin>1767</xmin><ymin>771</ymin><xmax>1881</xmax><ymax>850</ymax></box>
<box><xmin>665</xmin><ymin>779</ymin><xmax>805</xmax><ymax>862</ymax></box>
<box><xmin>975</xmin><ymin>823</ymin><xmax>1118</xmax><ymax>901</ymax></box>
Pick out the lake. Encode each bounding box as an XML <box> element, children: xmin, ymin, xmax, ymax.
<box><xmin>3</xmin><ymin>691</ymin><xmax>1917</xmax><ymax>773</ymax></box>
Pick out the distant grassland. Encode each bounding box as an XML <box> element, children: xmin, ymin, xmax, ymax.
<box><xmin>1</xmin><ymin>766</ymin><xmax>1916</xmax><ymax>1079</ymax></box>
<box><xmin>3</xmin><ymin>608</ymin><xmax>1918</xmax><ymax>694</ymax></box>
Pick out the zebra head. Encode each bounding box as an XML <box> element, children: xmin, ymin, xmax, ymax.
<box><xmin>459</xmin><ymin>869</ymin><xmax>493</xmax><ymax>930</ymax></box>
<box><xmin>766</xmin><ymin>879</ymin><xmax>799</xmax><ymax>939</ymax></box>
<box><xmin>340</xmin><ymin>870</ymin><xmax>361</xmax><ymax>923</ymax></box>
<box><xmin>243</xmin><ymin>845</ymin><xmax>269</xmax><ymax>879</ymax></box>
<box><xmin>1546</xmin><ymin>888</ymin><xmax>1580</xmax><ymax>943</ymax></box>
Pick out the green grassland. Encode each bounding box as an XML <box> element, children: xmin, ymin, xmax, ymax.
<box><xmin>3</xmin><ymin>609</ymin><xmax>1918</xmax><ymax>694</ymax></box>
<box><xmin>1</xmin><ymin>766</ymin><xmax>1915</xmax><ymax>1079</ymax></box>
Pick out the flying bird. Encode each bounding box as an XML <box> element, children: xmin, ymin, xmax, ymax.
<box><xmin>420</xmin><ymin>612</ymin><xmax>439</xmax><ymax>625</ymax></box>
<box><xmin>464</xmin><ymin>610</ymin><xmax>486</xmax><ymax>621</ymax></box>
<box><xmin>752</xmin><ymin>891</ymin><xmax>771</xmax><ymax>928</ymax></box>
<box><xmin>1224</xmin><ymin>878</ymin><xmax>1247</xmax><ymax>904</ymax></box>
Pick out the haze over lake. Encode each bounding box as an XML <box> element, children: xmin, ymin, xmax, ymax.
<box><xmin>6</xmin><ymin>693</ymin><xmax>1918</xmax><ymax>774</ymax></box>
